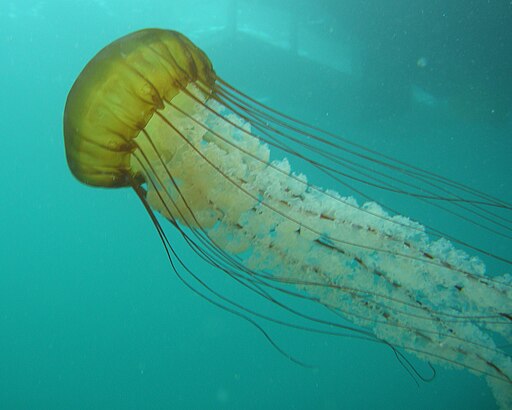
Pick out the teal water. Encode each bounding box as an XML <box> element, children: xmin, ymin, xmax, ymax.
<box><xmin>1</xmin><ymin>1</ymin><xmax>511</xmax><ymax>409</ymax></box>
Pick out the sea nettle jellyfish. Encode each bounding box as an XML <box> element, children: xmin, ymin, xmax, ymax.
<box><xmin>63</xmin><ymin>29</ymin><xmax>511</xmax><ymax>408</ymax></box>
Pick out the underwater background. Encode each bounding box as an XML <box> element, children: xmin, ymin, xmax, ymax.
<box><xmin>1</xmin><ymin>0</ymin><xmax>511</xmax><ymax>409</ymax></box>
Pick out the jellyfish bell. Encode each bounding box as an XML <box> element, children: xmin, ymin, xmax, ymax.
<box><xmin>64</xmin><ymin>29</ymin><xmax>216</xmax><ymax>188</ymax></box>
<box><xmin>63</xmin><ymin>29</ymin><xmax>512</xmax><ymax>409</ymax></box>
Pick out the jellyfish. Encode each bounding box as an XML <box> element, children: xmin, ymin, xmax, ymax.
<box><xmin>63</xmin><ymin>29</ymin><xmax>511</xmax><ymax>408</ymax></box>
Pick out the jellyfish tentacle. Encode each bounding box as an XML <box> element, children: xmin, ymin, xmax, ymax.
<box><xmin>135</xmin><ymin>113</ymin><xmax>508</xmax><ymax>388</ymax></box>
